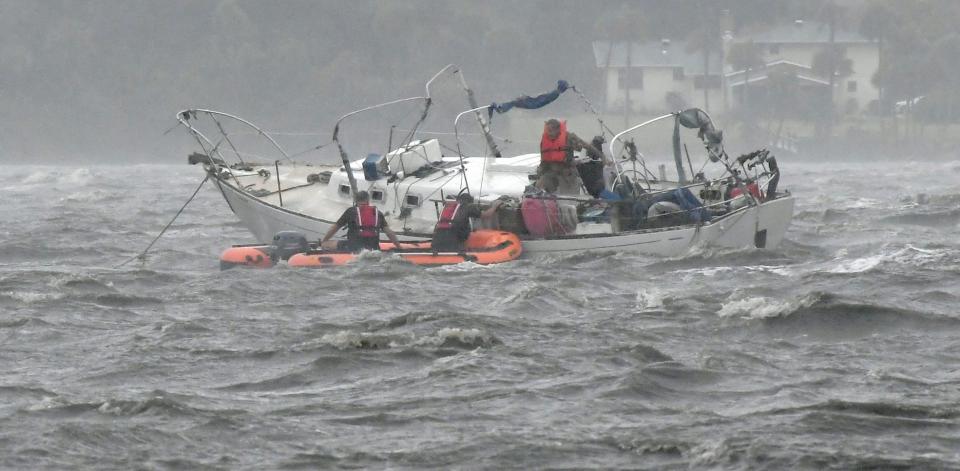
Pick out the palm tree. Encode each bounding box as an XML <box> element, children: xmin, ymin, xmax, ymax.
<box><xmin>598</xmin><ymin>5</ymin><xmax>648</xmax><ymax>127</ymax></box>
<box><xmin>685</xmin><ymin>1</ymin><xmax>723</xmax><ymax>112</ymax></box>
<box><xmin>860</xmin><ymin>1</ymin><xmax>896</xmax><ymax>114</ymax></box>
<box><xmin>726</xmin><ymin>41</ymin><xmax>765</xmax><ymax>113</ymax></box>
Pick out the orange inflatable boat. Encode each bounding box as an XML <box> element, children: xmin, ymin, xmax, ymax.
<box><xmin>218</xmin><ymin>230</ymin><xmax>500</xmax><ymax>269</ymax></box>
<box><xmin>220</xmin><ymin>244</ymin><xmax>277</xmax><ymax>270</ymax></box>
<box><xmin>287</xmin><ymin>230</ymin><xmax>521</xmax><ymax>268</ymax></box>
<box><xmin>220</xmin><ymin>231</ymin><xmax>433</xmax><ymax>270</ymax></box>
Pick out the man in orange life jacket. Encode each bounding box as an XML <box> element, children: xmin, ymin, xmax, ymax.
<box><xmin>320</xmin><ymin>190</ymin><xmax>401</xmax><ymax>252</ymax></box>
<box><xmin>432</xmin><ymin>193</ymin><xmax>502</xmax><ymax>252</ymax></box>
<box><xmin>537</xmin><ymin>118</ymin><xmax>609</xmax><ymax>193</ymax></box>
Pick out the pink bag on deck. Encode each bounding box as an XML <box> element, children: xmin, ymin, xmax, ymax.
<box><xmin>521</xmin><ymin>197</ymin><xmax>570</xmax><ymax>237</ymax></box>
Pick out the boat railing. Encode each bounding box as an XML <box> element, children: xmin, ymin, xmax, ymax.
<box><xmin>516</xmin><ymin>171</ymin><xmax>778</xmax><ymax>228</ymax></box>
<box><xmin>332</xmin><ymin>64</ymin><xmax>455</xmax><ymax>199</ymax></box>
<box><xmin>177</xmin><ymin>109</ymin><xmax>294</xmax><ymax>167</ymax></box>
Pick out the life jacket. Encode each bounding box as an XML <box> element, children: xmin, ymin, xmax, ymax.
<box><xmin>434</xmin><ymin>202</ymin><xmax>461</xmax><ymax>231</ymax></box>
<box><xmin>540</xmin><ymin>120</ymin><xmax>569</xmax><ymax>163</ymax></box>
<box><xmin>356</xmin><ymin>204</ymin><xmax>379</xmax><ymax>238</ymax></box>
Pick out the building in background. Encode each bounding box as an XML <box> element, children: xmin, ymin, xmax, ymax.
<box><xmin>593</xmin><ymin>20</ymin><xmax>879</xmax><ymax>117</ymax></box>
<box><xmin>592</xmin><ymin>38</ymin><xmax>723</xmax><ymax>115</ymax></box>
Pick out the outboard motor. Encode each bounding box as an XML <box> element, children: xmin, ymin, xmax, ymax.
<box><xmin>271</xmin><ymin>231</ymin><xmax>309</xmax><ymax>261</ymax></box>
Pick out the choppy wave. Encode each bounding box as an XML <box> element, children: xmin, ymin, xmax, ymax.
<box><xmin>2</xmin><ymin>163</ymin><xmax>960</xmax><ymax>469</ymax></box>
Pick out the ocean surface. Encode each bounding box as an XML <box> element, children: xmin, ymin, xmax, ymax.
<box><xmin>2</xmin><ymin>161</ymin><xmax>960</xmax><ymax>470</ymax></box>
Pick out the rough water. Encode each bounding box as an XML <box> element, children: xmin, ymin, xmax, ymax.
<box><xmin>2</xmin><ymin>161</ymin><xmax>960</xmax><ymax>470</ymax></box>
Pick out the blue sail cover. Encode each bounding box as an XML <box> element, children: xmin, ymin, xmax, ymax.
<box><xmin>489</xmin><ymin>80</ymin><xmax>570</xmax><ymax>118</ymax></box>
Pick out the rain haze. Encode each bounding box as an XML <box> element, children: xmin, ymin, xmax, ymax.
<box><xmin>3</xmin><ymin>1</ymin><xmax>960</xmax><ymax>469</ymax></box>
<box><xmin>3</xmin><ymin>0</ymin><xmax>959</xmax><ymax>163</ymax></box>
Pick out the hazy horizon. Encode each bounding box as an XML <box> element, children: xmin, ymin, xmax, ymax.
<box><xmin>1</xmin><ymin>0</ymin><xmax>956</xmax><ymax>164</ymax></box>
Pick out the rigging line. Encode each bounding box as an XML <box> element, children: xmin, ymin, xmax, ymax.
<box><xmin>394</xmin><ymin>99</ymin><xmax>434</xmax><ymax>152</ymax></box>
<box><xmin>571</xmin><ymin>86</ymin><xmax>615</xmax><ymax>137</ymax></box>
<box><xmin>697</xmin><ymin>155</ymin><xmax>711</xmax><ymax>175</ymax></box>
<box><xmin>115</xmin><ymin>176</ymin><xmax>209</xmax><ymax>268</ymax></box>
<box><xmin>288</xmin><ymin>140</ymin><xmax>334</xmax><ymax>159</ymax></box>
<box><xmin>187</xmin><ymin>128</ymin><xmax>243</xmax><ymax>188</ymax></box>
<box><xmin>391</xmin><ymin>127</ymin><xmax>532</xmax><ymax>145</ymax></box>
<box><xmin>161</xmin><ymin>121</ymin><xmax>182</xmax><ymax>136</ymax></box>
<box><xmin>261</xmin><ymin>130</ymin><xmax>329</xmax><ymax>136</ymax></box>
<box><xmin>419</xmin><ymin>171</ymin><xmax>462</xmax><ymax>202</ymax></box>
<box><xmin>437</xmin><ymin>141</ymin><xmax>466</xmax><ymax>156</ymax></box>
<box><xmin>211</xmin><ymin>115</ymin><xmax>246</xmax><ymax>165</ymax></box>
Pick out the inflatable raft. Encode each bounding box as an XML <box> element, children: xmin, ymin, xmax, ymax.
<box><xmin>288</xmin><ymin>230</ymin><xmax>521</xmax><ymax>268</ymax></box>
<box><xmin>220</xmin><ymin>230</ymin><xmax>519</xmax><ymax>269</ymax></box>
<box><xmin>220</xmin><ymin>230</ymin><xmax>433</xmax><ymax>269</ymax></box>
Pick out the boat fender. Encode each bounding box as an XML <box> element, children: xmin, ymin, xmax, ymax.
<box><xmin>648</xmin><ymin>201</ymin><xmax>683</xmax><ymax>219</ymax></box>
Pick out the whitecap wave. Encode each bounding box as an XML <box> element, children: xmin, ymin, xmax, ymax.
<box><xmin>718</xmin><ymin>293</ymin><xmax>819</xmax><ymax>320</ymax></box>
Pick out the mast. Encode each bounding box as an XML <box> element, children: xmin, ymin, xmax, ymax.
<box><xmin>330</xmin><ymin>65</ymin><xmax>454</xmax><ymax>201</ymax></box>
<box><xmin>455</xmin><ymin>69</ymin><xmax>501</xmax><ymax>158</ymax></box>
<box><xmin>672</xmin><ymin>116</ymin><xmax>688</xmax><ymax>183</ymax></box>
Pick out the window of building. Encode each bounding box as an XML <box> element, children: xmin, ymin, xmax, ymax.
<box><xmin>847</xmin><ymin>80</ymin><xmax>857</xmax><ymax>92</ymax></box>
<box><xmin>694</xmin><ymin>75</ymin><xmax>721</xmax><ymax>89</ymax></box>
<box><xmin>618</xmin><ymin>69</ymin><xmax>644</xmax><ymax>90</ymax></box>
<box><xmin>370</xmin><ymin>189</ymin><xmax>384</xmax><ymax>202</ymax></box>
<box><xmin>769</xmin><ymin>44</ymin><xmax>780</xmax><ymax>54</ymax></box>
<box><xmin>673</xmin><ymin>67</ymin><xmax>685</xmax><ymax>81</ymax></box>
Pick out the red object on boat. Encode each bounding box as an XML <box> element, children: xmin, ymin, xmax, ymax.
<box><xmin>730</xmin><ymin>182</ymin><xmax>763</xmax><ymax>199</ymax></box>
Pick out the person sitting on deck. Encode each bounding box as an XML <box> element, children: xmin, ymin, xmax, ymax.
<box><xmin>432</xmin><ymin>193</ymin><xmax>502</xmax><ymax>253</ymax></box>
<box><xmin>320</xmin><ymin>190</ymin><xmax>401</xmax><ymax>252</ymax></box>
<box><xmin>536</xmin><ymin>118</ymin><xmax>610</xmax><ymax>194</ymax></box>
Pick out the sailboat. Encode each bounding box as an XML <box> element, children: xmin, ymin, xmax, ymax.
<box><xmin>178</xmin><ymin>66</ymin><xmax>793</xmax><ymax>256</ymax></box>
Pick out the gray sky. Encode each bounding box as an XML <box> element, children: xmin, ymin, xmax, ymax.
<box><xmin>0</xmin><ymin>0</ymin><xmax>953</xmax><ymax>163</ymax></box>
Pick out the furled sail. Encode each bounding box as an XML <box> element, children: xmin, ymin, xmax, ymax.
<box><xmin>488</xmin><ymin>80</ymin><xmax>570</xmax><ymax>118</ymax></box>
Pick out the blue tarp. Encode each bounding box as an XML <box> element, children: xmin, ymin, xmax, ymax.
<box><xmin>489</xmin><ymin>80</ymin><xmax>570</xmax><ymax>118</ymax></box>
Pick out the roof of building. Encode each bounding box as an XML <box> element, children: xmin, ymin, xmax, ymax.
<box><xmin>592</xmin><ymin>40</ymin><xmax>722</xmax><ymax>75</ymax></box>
<box><xmin>750</xmin><ymin>20</ymin><xmax>871</xmax><ymax>44</ymax></box>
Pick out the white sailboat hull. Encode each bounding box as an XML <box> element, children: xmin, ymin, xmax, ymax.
<box><xmin>214</xmin><ymin>175</ymin><xmax>794</xmax><ymax>256</ymax></box>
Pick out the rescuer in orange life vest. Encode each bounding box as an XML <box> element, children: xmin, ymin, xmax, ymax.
<box><xmin>432</xmin><ymin>193</ymin><xmax>503</xmax><ymax>252</ymax></box>
<box><xmin>537</xmin><ymin>118</ymin><xmax>610</xmax><ymax>194</ymax></box>
<box><xmin>320</xmin><ymin>190</ymin><xmax>401</xmax><ymax>252</ymax></box>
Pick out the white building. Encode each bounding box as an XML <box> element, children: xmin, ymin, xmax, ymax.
<box><xmin>592</xmin><ymin>38</ymin><xmax>724</xmax><ymax>114</ymax></box>
<box><xmin>731</xmin><ymin>20</ymin><xmax>879</xmax><ymax>115</ymax></box>
<box><xmin>593</xmin><ymin>20</ymin><xmax>879</xmax><ymax>117</ymax></box>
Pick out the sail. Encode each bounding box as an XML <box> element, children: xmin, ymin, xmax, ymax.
<box><xmin>488</xmin><ymin>80</ymin><xmax>570</xmax><ymax>118</ymax></box>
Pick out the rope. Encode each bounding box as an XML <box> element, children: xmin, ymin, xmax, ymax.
<box><xmin>288</xmin><ymin>140</ymin><xmax>334</xmax><ymax>159</ymax></box>
<box><xmin>572</xmin><ymin>86</ymin><xmax>616</xmax><ymax>138</ymax></box>
<box><xmin>212</xmin><ymin>116</ymin><xmax>245</xmax><ymax>165</ymax></box>
<box><xmin>115</xmin><ymin>176</ymin><xmax>209</xmax><ymax>268</ymax></box>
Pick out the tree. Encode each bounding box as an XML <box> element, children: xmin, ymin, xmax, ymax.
<box><xmin>923</xmin><ymin>34</ymin><xmax>960</xmax><ymax>123</ymax></box>
<box><xmin>726</xmin><ymin>41</ymin><xmax>765</xmax><ymax>114</ymax></box>
<box><xmin>859</xmin><ymin>0</ymin><xmax>897</xmax><ymax>113</ymax></box>
<box><xmin>765</xmin><ymin>68</ymin><xmax>801</xmax><ymax>141</ymax></box>
<box><xmin>685</xmin><ymin>1</ymin><xmax>723</xmax><ymax>112</ymax></box>
<box><xmin>811</xmin><ymin>0</ymin><xmax>849</xmax><ymax>141</ymax></box>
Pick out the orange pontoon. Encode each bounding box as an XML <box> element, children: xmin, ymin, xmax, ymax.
<box><xmin>287</xmin><ymin>230</ymin><xmax>521</xmax><ymax>268</ymax></box>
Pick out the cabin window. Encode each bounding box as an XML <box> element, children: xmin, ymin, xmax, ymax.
<box><xmin>405</xmin><ymin>194</ymin><xmax>421</xmax><ymax>207</ymax></box>
<box><xmin>673</xmin><ymin>67</ymin><xmax>685</xmax><ymax>81</ymax></box>
<box><xmin>338</xmin><ymin>184</ymin><xmax>351</xmax><ymax>196</ymax></box>
<box><xmin>847</xmin><ymin>80</ymin><xmax>857</xmax><ymax>92</ymax></box>
<box><xmin>618</xmin><ymin>69</ymin><xmax>644</xmax><ymax>90</ymax></box>
<box><xmin>694</xmin><ymin>75</ymin><xmax>721</xmax><ymax>89</ymax></box>
<box><xmin>371</xmin><ymin>189</ymin><xmax>384</xmax><ymax>202</ymax></box>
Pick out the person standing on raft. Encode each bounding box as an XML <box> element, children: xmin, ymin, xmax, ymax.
<box><xmin>320</xmin><ymin>190</ymin><xmax>401</xmax><ymax>252</ymax></box>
